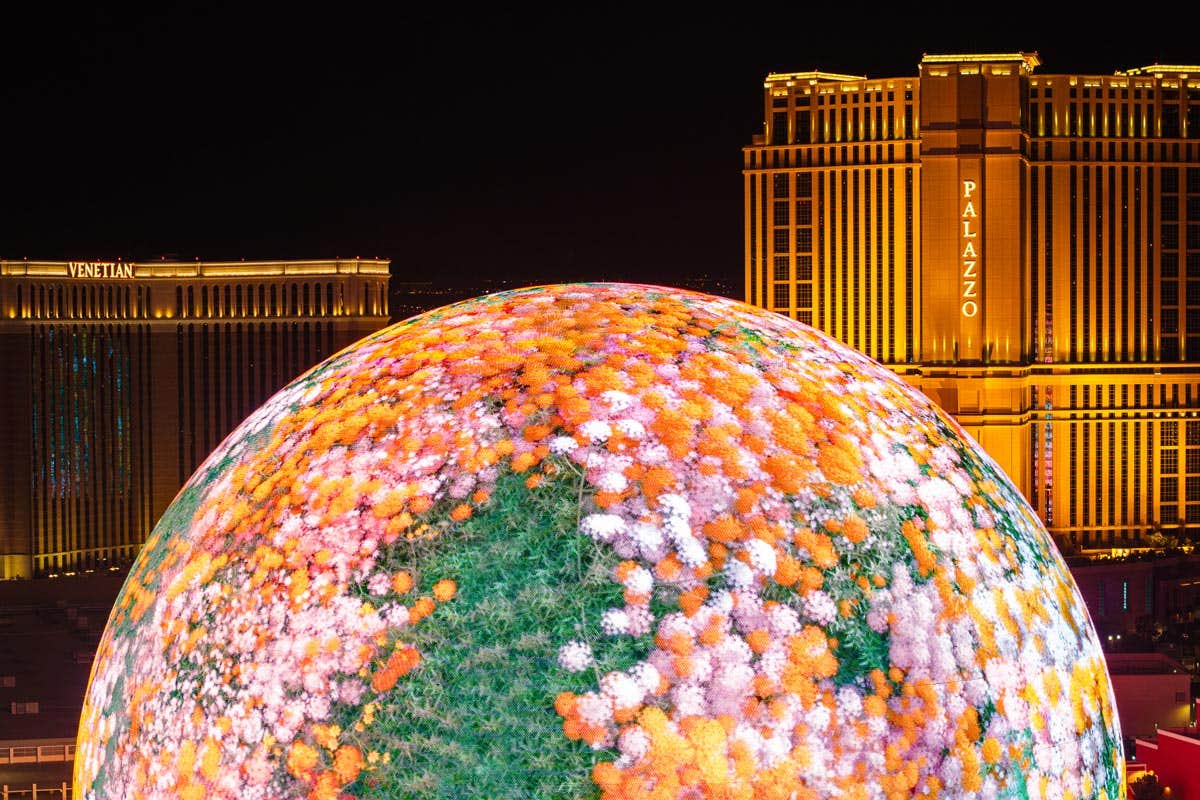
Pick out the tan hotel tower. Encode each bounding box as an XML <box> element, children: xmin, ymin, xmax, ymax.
<box><xmin>745</xmin><ymin>52</ymin><xmax>1200</xmax><ymax>553</ymax></box>
<box><xmin>0</xmin><ymin>259</ymin><xmax>391</xmax><ymax>578</ymax></box>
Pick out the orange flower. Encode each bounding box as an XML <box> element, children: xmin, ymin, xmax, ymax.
<box><xmin>640</xmin><ymin>466</ymin><xmax>677</xmax><ymax>499</ymax></box>
<box><xmin>703</xmin><ymin>515</ymin><xmax>746</xmax><ymax>543</ymax></box>
<box><xmin>391</xmin><ymin>571</ymin><xmax>414</xmax><ymax>595</ymax></box>
<box><xmin>842</xmin><ymin>514</ymin><xmax>869</xmax><ymax>544</ymax></box>
<box><xmin>818</xmin><ymin>435</ymin><xmax>864</xmax><ymax>485</ymax></box>
<box><xmin>433</xmin><ymin>579</ymin><xmax>457</xmax><ymax>602</ymax></box>
<box><xmin>762</xmin><ymin>454</ymin><xmax>804</xmax><ymax>494</ymax></box>
<box><xmin>286</xmin><ymin>741</ymin><xmax>320</xmax><ymax>782</ymax></box>
<box><xmin>511</xmin><ymin>451</ymin><xmax>538</xmax><ymax>472</ymax></box>
<box><xmin>593</xmin><ymin>491</ymin><xmax>622</xmax><ymax>508</ymax></box>
<box><xmin>450</xmin><ymin>503</ymin><xmax>472</xmax><ymax>521</ymax></box>
<box><xmin>409</xmin><ymin>596</ymin><xmax>436</xmax><ymax>622</ymax></box>
<box><xmin>746</xmin><ymin>628</ymin><xmax>771</xmax><ymax>654</ymax></box>
<box><xmin>678</xmin><ymin>586</ymin><xmax>709</xmax><ymax>616</ymax></box>
<box><xmin>332</xmin><ymin>745</ymin><xmax>364</xmax><ymax>784</ymax></box>
<box><xmin>592</xmin><ymin>762</ymin><xmax>622</xmax><ymax>792</ymax></box>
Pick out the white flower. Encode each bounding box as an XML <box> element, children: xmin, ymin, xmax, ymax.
<box><xmin>629</xmin><ymin>662</ymin><xmax>661</xmax><ymax>692</ymax></box>
<box><xmin>579</xmin><ymin>420</ymin><xmax>613</xmax><ymax>443</ymax></box>
<box><xmin>594</xmin><ymin>471</ymin><xmax>628</xmax><ymax>493</ymax></box>
<box><xmin>576</xmin><ymin>692</ymin><xmax>613</xmax><ymax>726</ymax></box>
<box><xmin>662</xmin><ymin>515</ymin><xmax>692</xmax><ymax>542</ymax></box>
<box><xmin>765</xmin><ymin>604</ymin><xmax>801</xmax><ymax>638</ymax></box>
<box><xmin>657</xmin><ymin>493</ymin><xmax>691</xmax><ymax>519</ymax></box>
<box><xmin>802</xmin><ymin>590</ymin><xmax>837</xmax><ymax>626</ymax></box>
<box><xmin>601</xmin><ymin>390</ymin><xmax>635</xmax><ymax>412</ymax></box>
<box><xmin>621</xmin><ymin>566</ymin><xmax>654</xmax><ymax>595</ymax></box>
<box><xmin>548</xmin><ymin>435</ymin><xmax>579</xmax><ymax>454</ymax></box>
<box><xmin>677</xmin><ymin>537</ymin><xmax>708</xmax><ymax>568</ymax></box>
<box><xmin>601</xmin><ymin>608</ymin><xmax>631</xmax><ymax>635</ymax></box>
<box><xmin>580</xmin><ymin>513</ymin><xmax>626</xmax><ymax>542</ymax></box>
<box><xmin>557</xmin><ymin>640</ymin><xmax>594</xmax><ymax>672</ymax></box>
<box><xmin>618</xmin><ymin>725</ymin><xmax>650</xmax><ymax>762</ymax></box>
<box><xmin>724</xmin><ymin>558</ymin><xmax>755</xmax><ymax>589</ymax></box>
<box><xmin>614</xmin><ymin>419</ymin><xmax>646</xmax><ymax>439</ymax></box>
<box><xmin>671</xmin><ymin>682</ymin><xmax>706</xmax><ymax>716</ymax></box>
<box><xmin>600</xmin><ymin>671</ymin><xmax>644</xmax><ymax>710</ymax></box>
<box><xmin>742</xmin><ymin>538</ymin><xmax>777</xmax><ymax>576</ymax></box>
<box><xmin>631</xmin><ymin>522</ymin><xmax>666</xmax><ymax>559</ymax></box>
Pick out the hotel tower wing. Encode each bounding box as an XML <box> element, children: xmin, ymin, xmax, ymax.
<box><xmin>744</xmin><ymin>53</ymin><xmax>1200</xmax><ymax>554</ymax></box>
<box><xmin>0</xmin><ymin>259</ymin><xmax>391</xmax><ymax>578</ymax></box>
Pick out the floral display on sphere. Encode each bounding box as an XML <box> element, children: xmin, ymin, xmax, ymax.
<box><xmin>75</xmin><ymin>283</ymin><xmax>1123</xmax><ymax>800</ymax></box>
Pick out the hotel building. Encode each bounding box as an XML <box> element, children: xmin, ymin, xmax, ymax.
<box><xmin>0</xmin><ymin>259</ymin><xmax>391</xmax><ymax>578</ymax></box>
<box><xmin>744</xmin><ymin>52</ymin><xmax>1200</xmax><ymax>553</ymax></box>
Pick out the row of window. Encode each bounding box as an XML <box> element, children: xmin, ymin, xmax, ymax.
<box><xmin>178</xmin><ymin>321</ymin><xmax>336</xmax><ymax>483</ymax></box>
<box><xmin>769</xmin><ymin>106</ymin><xmax>916</xmax><ymax>145</ymax></box>
<box><xmin>5</xmin><ymin>280</ymin><xmax>389</xmax><ymax>320</ymax></box>
<box><xmin>1027</xmin><ymin>101</ymin><xmax>1200</xmax><ymax>139</ymax></box>
<box><xmin>29</xmin><ymin>325</ymin><xmax>153</xmax><ymax>574</ymax></box>
<box><xmin>770</xmin><ymin>88</ymin><xmax>912</xmax><ymax>107</ymax></box>
<box><xmin>1063</xmin><ymin>418</ymin><xmax>1200</xmax><ymax>529</ymax></box>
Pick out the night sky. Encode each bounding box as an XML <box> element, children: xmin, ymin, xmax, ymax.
<box><xmin>2</xmin><ymin>6</ymin><xmax>1196</xmax><ymax>293</ymax></box>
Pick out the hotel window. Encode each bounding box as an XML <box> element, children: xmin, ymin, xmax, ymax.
<box><xmin>1163</xmin><ymin>225</ymin><xmax>1180</xmax><ymax>250</ymax></box>
<box><xmin>1162</xmin><ymin>476</ymin><xmax>1178</xmax><ymax>503</ymax></box>
<box><xmin>774</xmin><ymin>202</ymin><xmax>790</xmax><ymax>226</ymax></box>
<box><xmin>795</xmin><ymin>200</ymin><xmax>812</xmax><ymax>225</ymax></box>
<box><xmin>795</xmin><ymin>254</ymin><xmax>813</xmax><ymax>281</ymax></box>
<box><xmin>774</xmin><ymin>229</ymin><xmax>789</xmax><ymax>253</ymax></box>
<box><xmin>771</xmin><ymin>112</ymin><xmax>788</xmax><ymax>146</ymax></box>
<box><xmin>774</xmin><ymin>257</ymin><xmax>789</xmax><ymax>281</ymax></box>
<box><xmin>1164</xmin><ymin>253</ymin><xmax>1179</xmax><ymax>278</ymax></box>
<box><xmin>794</xmin><ymin>110</ymin><xmax>811</xmax><ymax>144</ymax></box>
<box><xmin>1164</xmin><ymin>421</ymin><xmax>1179</xmax><ymax>446</ymax></box>
<box><xmin>1164</xmin><ymin>196</ymin><xmax>1180</xmax><ymax>221</ymax></box>
<box><xmin>1163</xmin><ymin>282</ymin><xmax>1179</xmax><ymax>307</ymax></box>
<box><xmin>1164</xmin><ymin>104</ymin><xmax>1181</xmax><ymax>138</ymax></box>
<box><xmin>773</xmin><ymin>173</ymin><xmax>789</xmax><ymax>198</ymax></box>
<box><xmin>773</xmin><ymin>284</ymin><xmax>789</xmax><ymax>310</ymax></box>
<box><xmin>796</xmin><ymin>284</ymin><xmax>812</xmax><ymax>307</ymax></box>
<box><xmin>796</xmin><ymin>228</ymin><xmax>812</xmax><ymax>252</ymax></box>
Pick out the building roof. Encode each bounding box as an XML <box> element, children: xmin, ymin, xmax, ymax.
<box><xmin>1106</xmin><ymin>652</ymin><xmax>1190</xmax><ymax>675</ymax></box>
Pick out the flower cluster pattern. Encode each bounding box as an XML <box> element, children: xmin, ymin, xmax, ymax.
<box><xmin>75</xmin><ymin>283</ymin><xmax>1123</xmax><ymax>800</ymax></box>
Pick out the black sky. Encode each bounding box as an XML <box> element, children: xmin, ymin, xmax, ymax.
<box><xmin>2</xmin><ymin>5</ymin><xmax>1197</xmax><ymax>292</ymax></box>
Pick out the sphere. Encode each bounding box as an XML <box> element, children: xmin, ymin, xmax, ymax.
<box><xmin>75</xmin><ymin>283</ymin><xmax>1123</xmax><ymax>800</ymax></box>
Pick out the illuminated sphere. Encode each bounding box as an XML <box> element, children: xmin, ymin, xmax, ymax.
<box><xmin>76</xmin><ymin>283</ymin><xmax>1123</xmax><ymax>800</ymax></box>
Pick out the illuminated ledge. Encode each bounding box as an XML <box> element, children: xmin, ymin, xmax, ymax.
<box><xmin>765</xmin><ymin>70</ymin><xmax>866</xmax><ymax>84</ymax></box>
<box><xmin>0</xmin><ymin>259</ymin><xmax>391</xmax><ymax>279</ymax></box>
<box><xmin>1117</xmin><ymin>64</ymin><xmax>1200</xmax><ymax>76</ymax></box>
<box><xmin>921</xmin><ymin>52</ymin><xmax>1042</xmax><ymax>70</ymax></box>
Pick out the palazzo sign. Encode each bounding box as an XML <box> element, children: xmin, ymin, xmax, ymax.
<box><xmin>68</xmin><ymin>261</ymin><xmax>135</xmax><ymax>279</ymax></box>
<box><xmin>960</xmin><ymin>180</ymin><xmax>979</xmax><ymax>317</ymax></box>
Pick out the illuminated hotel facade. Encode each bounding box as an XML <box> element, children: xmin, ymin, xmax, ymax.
<box><xmin>0</xmin><ymin>259</ymin><xmax>391</xmax><ymax>578</ymax></box>
<box><xmin>744</xmin><ymin>52</ymin><xmax>1200</xmax><ymax>553</ymax></box>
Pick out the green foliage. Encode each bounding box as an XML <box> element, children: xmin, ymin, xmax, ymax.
<box><xmin>343</xmin><ymin>467</ymin><xmax>646</xmax><ymax>800</ymax></box>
